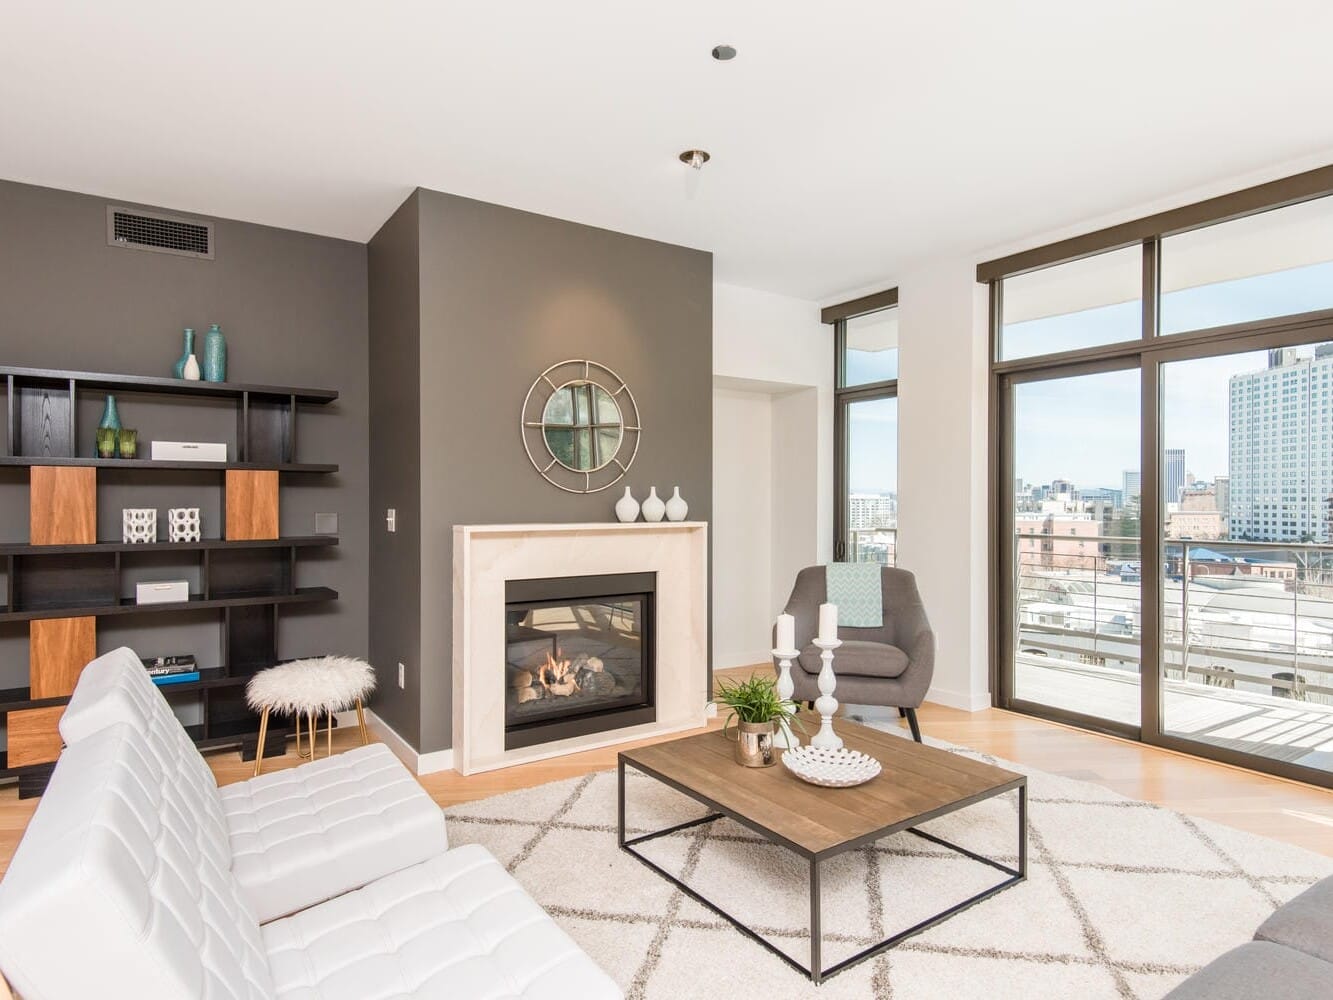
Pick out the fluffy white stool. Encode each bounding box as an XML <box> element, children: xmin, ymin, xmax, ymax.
<box><xmin>246</xmin><ymin>656</ymin><xmax>376</xmax><ymax>776</ymax></box>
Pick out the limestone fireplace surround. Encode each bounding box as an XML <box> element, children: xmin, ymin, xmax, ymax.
<box><xmin>452</xmin><ymin>521</ymin><xmax>709</xmax><ymax>775</ymax></box>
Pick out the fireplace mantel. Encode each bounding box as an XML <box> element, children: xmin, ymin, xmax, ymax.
<box><xmin>452</xmin><ymin>521</ymin><xmax>708</xmax><ymax>774</ymax></box>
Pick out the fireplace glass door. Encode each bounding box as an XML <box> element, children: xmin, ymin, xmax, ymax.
<box><xmin>504</xmin><ymin>572</ymin><xmax>655</xmax><ymax>748</ymax></box>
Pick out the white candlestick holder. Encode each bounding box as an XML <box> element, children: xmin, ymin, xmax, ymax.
<box><xmin>810</xmin><ymin>637</ymin><xmax>843</xmax><ymax>750</ymax></box>
<box><xmin>772</xmin><ymin>647</ymin><xmax>801</xmax><ymax>749</ymax></box>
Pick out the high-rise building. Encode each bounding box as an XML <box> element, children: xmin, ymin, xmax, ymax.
<box><xmin>1230</xmin><ymin>348</ymin><xmax>1333</xmax><ymax>542</ymax></box>
<box><xmin>1164</xmin><ymin>449</ymin><xmax>1186</xmax><ymax>507</ymax></box>
<box><xmin>847</xmin><ymin>492</ymin><xmax>896</xmax><ymax>531</ymax></box>
<box><xmin>1123</xmin><ymin>469</ymin><xmax>1141</xmax><ymax>504</ymax></box>
<box><xmin>1214</xmin><ymin>475</ymin><xmax>1230</xmax><ymax>536</ymax></box>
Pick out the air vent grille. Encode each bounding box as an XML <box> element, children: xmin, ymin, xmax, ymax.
<box><xmin>106</xmin><ymin>206</ymin><xmax>213</xmax><ymax>259</ymax></box>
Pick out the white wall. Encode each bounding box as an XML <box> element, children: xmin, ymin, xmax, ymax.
<box><xmin>712</xmin><ymin>282</ymin><xmax>830</xmax><ymax>667</ymax></box>
<box><xmin>712</xmin><ymin>385</ymin><xmax>774</xmax><ymax>667</ymax></box>
<box><xmin>896</xmin><ymin>259</ymin><xmax>992</xmax><ymax>710</ymax></box>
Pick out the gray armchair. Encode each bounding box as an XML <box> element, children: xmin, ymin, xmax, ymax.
<box><xmin>773</xmin><ymin>565</ymin><xmax>936</xmax><ymax>741</ymax></box>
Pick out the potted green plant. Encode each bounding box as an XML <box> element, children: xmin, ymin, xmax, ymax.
<box><xmin>715</xmin><ymin>675</ymin><xmax>803</xmax><ymax>767</ymax></box>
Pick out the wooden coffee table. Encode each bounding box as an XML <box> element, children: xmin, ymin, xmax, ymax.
<box><xmin>617</xmin><ymin>718</ymin><xmax>1027</xmax><ymax>984</ymax></box>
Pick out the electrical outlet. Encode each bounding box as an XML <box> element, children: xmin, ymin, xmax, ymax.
<box><xmin>386</xmin><ymin>508</ymin><xmax>397</xmax><ymax>532</ymax></box>
<box><xmin>398</xmin><ymin>662</ymin><xmax>406</xmax><ymax>689</ymax></box>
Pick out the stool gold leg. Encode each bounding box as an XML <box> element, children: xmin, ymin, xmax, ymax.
<box><xmin>326</xmin><ymin>711</ymin><xmax>332</xmax><ymax>757</ymax></box>
<box><xmin>253</xmin><ymin>707</ymin><xmax>271</xmax><ymax>778</ymax></box>
<box><xmin>308</xmin><ymin>711</ymin><xmax>317</xmax><ymax>760</ymax></box>
<box><xmin>356</xmin><ymin>699</ymin><xmax>369</xmax><ymax>745</ymax></box>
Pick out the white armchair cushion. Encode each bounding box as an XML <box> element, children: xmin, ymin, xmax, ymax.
<box><xmin>0</xmin><ymin>725</ymin><xmax>276</xmax><ymax>1000</ymax></box>
<box><xmin>262</xmin><ymin>844</ymin><xmax>620</xmax><ymax>1000</ymax></box>
<box><xmin>59</xmin><ymin>646</ymin><xmax>449</xmax><ymax>920</ymax></box>
<box><xmin>221</xmin><ymin>744</ymin><xmax>449</xmax><ymax>923</ymax></box>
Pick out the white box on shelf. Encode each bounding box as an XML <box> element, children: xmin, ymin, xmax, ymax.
<box><xmin>135</xmin><ymin>580</ymin><xmax>190</xmax><ymax>605</ymax></box>
<box><xmin>151</xmin><ymin>441</ymin><xmax>227</xmax><ymax>462</ymax></box>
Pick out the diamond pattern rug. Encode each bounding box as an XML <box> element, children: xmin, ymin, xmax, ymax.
<box><xmin>443</xmin><ymin>724</ymin><xmax>1333</xmax><ymax>999</ymax></box>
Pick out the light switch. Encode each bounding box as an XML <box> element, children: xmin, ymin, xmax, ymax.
<box><xmin>386</xmin><ymin>508</ymin><xmax>397</xmax><ymax>532</ymax></box>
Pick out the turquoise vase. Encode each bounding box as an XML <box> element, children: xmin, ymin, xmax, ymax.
<box><xmin>203</xmin><ymin>323</ymin><xmax>227</xmax><ymax>382</ymax></box>
<box><xmin>173</xmin><ymin>328</ymin><xmax>195</xmax><ymax>379</ymax></box>
<box><xmin>97</xmin><ymin>395</ymin><xmax>121</xmax><ymax>457</ymax></box>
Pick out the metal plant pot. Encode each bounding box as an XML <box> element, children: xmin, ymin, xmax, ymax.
<box><xmin>735</xmin><ymin>719</ymin><xmax>778</xmax><ymax>767</ymax></box>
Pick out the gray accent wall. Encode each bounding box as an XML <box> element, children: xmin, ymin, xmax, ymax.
<box><xmin>371</xmin><ymin>188</ymin><xmax>713</xmax><ymax>754</ymax></box>
<box><xmin>0</xmin><ymin>179</ymin><xmax>369</xmax><ymax>690</ymax></box>
<box><xmin>367</xmin><ymin>192</ymin><xmax>423</xmax><ymax>747</ymax></box>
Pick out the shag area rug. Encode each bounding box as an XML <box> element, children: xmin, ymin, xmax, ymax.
<box><xmin>443</xmin><ymin>724</ymin><xmax>1332</xmax><ymax>999</ymax></box>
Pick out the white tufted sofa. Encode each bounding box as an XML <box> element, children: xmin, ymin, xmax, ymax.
<box><xmin>0</xmin><ymin>722</ymin><xmax>621</xmax><ymax>1000</ymax></box>
<box><xmin>58</xmin><ymin>647</ymin><xmax>449</xmax><ymax>923</ymax></box>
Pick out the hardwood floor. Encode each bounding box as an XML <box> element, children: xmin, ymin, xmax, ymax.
<box><xmin>2</xmin><ymin>664</ymin><xmax>1331</xmax><ymax>878</ymax></box>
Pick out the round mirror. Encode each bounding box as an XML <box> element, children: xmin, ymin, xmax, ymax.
<box><xmin>542</xmin><ymin>379</ymin><xmax>623</xmax><ymax>472</ymax></box>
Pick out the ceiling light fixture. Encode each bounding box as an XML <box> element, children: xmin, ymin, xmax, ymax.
<box><xmin>679</xmin><ymin>149</ymin><xmax>711</xmax><ymax>170</ymax></box>
<box><xmin>711</xmin><ymin>44</ymin><xmax>737</xmax><ymax>61</ymax></box>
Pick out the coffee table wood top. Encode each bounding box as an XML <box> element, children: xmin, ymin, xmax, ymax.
<box><xmin>620</xmin><ymin>718</ymin><xmax>1024</xmax><ymax>858</ymax></box>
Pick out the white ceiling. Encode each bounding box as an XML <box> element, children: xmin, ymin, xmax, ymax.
<box><xmin>4</xmin><ymin>1</ymin><xmax>1333</xmax><ymax>302</ymax></box>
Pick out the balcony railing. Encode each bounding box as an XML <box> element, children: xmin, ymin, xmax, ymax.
<box><xmin>848</xmin><ymin>526</ymin><xmax>896</xmax><ymax>566</ymax></box>
<box><xmin>1013</xmin><ymin>532</ymin><xmax>1333</xmax><ymax>706</ymax></box>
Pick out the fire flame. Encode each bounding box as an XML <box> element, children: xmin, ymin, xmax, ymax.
<box><xmin>538</xmin><ymin>650</ymin><xmax>580</xmax><ymax>696</ymax></box>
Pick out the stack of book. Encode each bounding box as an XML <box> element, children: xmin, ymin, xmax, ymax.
<box><xmin>142</xmin><ymin>655</ymin><xmax>200</xmax><ymax>686</ymax></box>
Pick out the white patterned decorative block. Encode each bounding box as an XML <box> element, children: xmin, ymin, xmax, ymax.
<box><xmin>122</xmin><ymin>508</ymin><xmax>156</xmax><ymax>544</ymax></box>
<box><xmin>168</xmin><ymin>507</ymin><xmax>201</xmax><ymax>543</ymax></box>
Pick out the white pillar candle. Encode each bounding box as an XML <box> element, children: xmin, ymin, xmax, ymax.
<box><xmin>775</xmin><ymin>613</ymin><xmax>795</xmax><ymax>652</ymax></box>
<box><xmin>818</xmin><ymin>603</ymin><xmax>838</xmax><ymax>643</ymax></box>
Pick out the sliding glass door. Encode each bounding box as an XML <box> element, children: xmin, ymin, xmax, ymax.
<box><xmin>991</xmin><ymin>181</ymin><xmax>1333</xmax><ymax>786</ymax></box>
<box><xmin>1002</xmin><ymin>364</ymin><xmax>1142</xmax><ymax>730</ymax></box>
<box><xmin>1158</xmin><ymin>342</ymin><xmax>1333</xmax><ymax>773</ymax></box>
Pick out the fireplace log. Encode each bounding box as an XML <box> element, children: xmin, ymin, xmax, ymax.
<box><xmin>515</xmin><ymin>684</ymin><xmax>543</xmax><ymax>704</ymax></box>
<box><xmin>507</xmin><ymin>666</ymin><xmax>534</xmax><ymax>690</ymax></box>
<box><xmin>578</xmin><ymin>669</ymin><xmax>615</xmax><ymax>696</ymax></box>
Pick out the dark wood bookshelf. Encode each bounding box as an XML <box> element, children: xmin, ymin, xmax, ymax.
<box><xmin>0</xmin><ymin>457</ymin><xmax>337</xmax><ymax>472</ymax></box>
<box><xmin>0</xmin><ymin>364</ymin><xmax>342</xmax><ymax>795</ymax></box>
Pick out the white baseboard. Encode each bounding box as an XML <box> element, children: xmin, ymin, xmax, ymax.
<box><xmin>925</xmin><ymin>685</ymin><xmax>993</xmax><ymax>713</ymax></box>
<box><xmin>362</xmin><ymin>709</ymin><xmax>456</xmax><ymax>776</ymax></box>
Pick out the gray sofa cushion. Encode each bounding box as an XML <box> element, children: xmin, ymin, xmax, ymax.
<box><xmin>1255</xmin><ymin>875</ymin><xmax>1333</xmax><ymax>964</ymax></box>
<box><xmin>1162</xmin><ymin>941</ymin><xmax>1330</xmax><ymax>999</ymax></box>
<box><xmin>797</xmin><ymin>640</ymin><xmax>909</xmax><ymax>679</ymax></box>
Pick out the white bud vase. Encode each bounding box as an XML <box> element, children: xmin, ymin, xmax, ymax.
<box><xmin>183</xmin><ymin>353</ymin><xmax>201</xmax><ymax>381</ymax></box>
<box><xmin>614</xmin><ymin>486</ymin><xmax>640</xmax><ymax>523</ymax></box>
<box><xmin>641</xmin><ymin>487</ymin><xmax>666</xmax><ymax>522</ymax></box>
<box><xmin>665</xmin><ymin>486</ymin><xmax>688</xmax><ymax>522</ymax></box>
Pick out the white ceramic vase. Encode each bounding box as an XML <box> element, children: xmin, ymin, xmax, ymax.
<box><xmin>183</xmin><ymin>353</ymin><xmax>201</xmax><ymax>381</ymax></box>
<box><xmin>614</xmin><ymin>486</ymin><xmax>640</xmax><ymax>523</ymax></box>
<box><xmin>665</xmin><ymin>486</ymin><xmax>688</xmax><ymax>521</ymax></box>
<box><xmin>641</xmin><ymin>486</ymin><xmax>666</xmax><ymax>522</ymax></box>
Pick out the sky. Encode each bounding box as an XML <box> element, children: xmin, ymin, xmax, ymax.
<box><xmin>844</xmin><ymin>259</ymin><xmax>1333</xmax><ymax>496</ymax></box>
<box><xmin>1007</xmin><ymin>262</ymin><xmax>1333</xmax><ymax>491</ymax></box>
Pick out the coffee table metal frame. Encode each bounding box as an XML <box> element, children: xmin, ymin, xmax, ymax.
<box><xmin>617</xmin><ymin>755</ymin><xmax>1027</xmax><ymax>985</ymax></box>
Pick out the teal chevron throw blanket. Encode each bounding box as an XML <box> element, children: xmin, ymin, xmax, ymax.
<box><xmin>825</xmin><ymin>563</ymin><xmax>883</xmax><ymax>628</ymax></box>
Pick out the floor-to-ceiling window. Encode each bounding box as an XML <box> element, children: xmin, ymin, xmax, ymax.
<box><xmin>989</xmin><ymin>167</ymin><xmax>1333</xmax><ymax>786</ymax></box>
<box><xmin>828</xmin><ymin>291</ymin><xmax>899</xmax><ymax>564</ymax></box>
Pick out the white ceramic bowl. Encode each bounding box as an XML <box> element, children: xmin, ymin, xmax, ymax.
<box><xmin>781</xmin><ymin>745</ymin><xmax>882</xmax><ymax>788</ymax></box>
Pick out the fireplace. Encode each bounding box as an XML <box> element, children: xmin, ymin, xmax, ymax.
<box><xmin>504</xmin><ymin>572</ymin><xmax>656</xmax><ymax>750</ymax></box>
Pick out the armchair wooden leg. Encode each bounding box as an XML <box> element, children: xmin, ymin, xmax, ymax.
<box><xmin>355</xmin><ymin>699</ymin><xmax>369</xmax><ymax>745</ymax></box>
<box><xmin>253</xmin><ymin>707</ymin><xmax>271</xmax><ymax>778</ymax></box>
<box><xmin>897</xmin><ymin>706</ymin><xmax>907</xmax><ymax>718</ymax></box>
<box><xmin>905</xmin><ymin>707</ymin><xmax>923</xmax><ymax>743</ymax></box>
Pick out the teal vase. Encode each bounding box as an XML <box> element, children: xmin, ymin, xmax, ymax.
<box><xmin>203</xmin><ymin>324</ymin><xmax>227</xmax><ymax>382</ymax></box>
<box><xmin>173</xmin><ymin>328</ymin><xmax>195</xmax><ymax>379</ymax></box>
<box><xmin>97</xmin><ymin>395</ymin><xmax>121</xmax><ymax>457</ymax></box>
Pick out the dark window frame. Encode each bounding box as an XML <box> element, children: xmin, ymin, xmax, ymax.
<box><xmin>829</xmin><ymin>292</ymin><xmax>899</xmax><ymax>562</ymax></box>
<box><xmin>986</xmin><ymin>169</ymin><xmax>1333</xmax><ymax>789</ymax></box>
